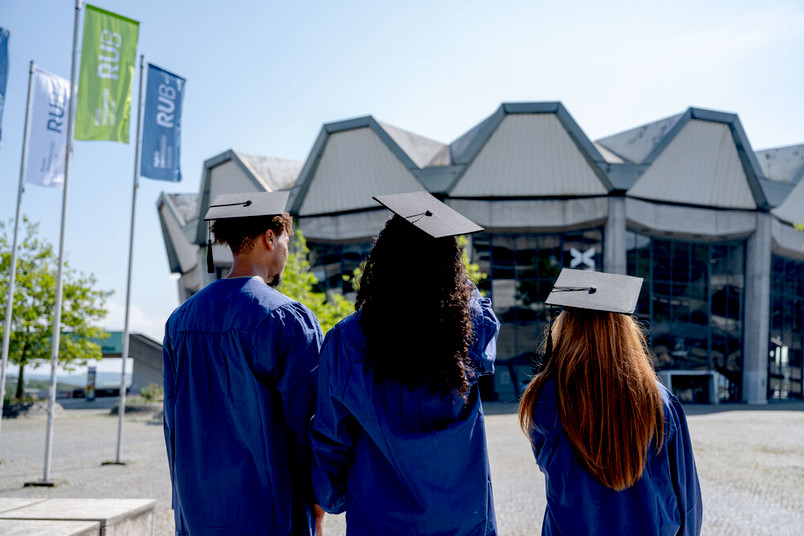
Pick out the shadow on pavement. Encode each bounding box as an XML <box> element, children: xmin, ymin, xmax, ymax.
<box><xmin>682</xmin><ymin>399</ymin><xmax>804</xmax><ymax>415</ymax></box>
<box><xmin>483</xmin><ymin>398</ymin><xmax>804</xmax><ymax>417</ymax></box>
<box><xmin>58</xmin><ymin>398</ymin><xmax>118</xmax><ymax>411</ymax></box>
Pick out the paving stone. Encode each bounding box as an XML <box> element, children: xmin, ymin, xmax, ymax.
<box><xmin>1</xmin><ymin>402</ymin><xmax>802</xmax><ymax>535</ymax></box>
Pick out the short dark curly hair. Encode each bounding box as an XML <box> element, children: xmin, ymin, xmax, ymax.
<box><xmin>355</xmin><ymin>215</ymin><xmax>474</xmax><ymax>395</ymax></box>
<box><xmin>210</xmin><ymin>213</ymin><xmax>293</xmax><ymax>255</ymax></box>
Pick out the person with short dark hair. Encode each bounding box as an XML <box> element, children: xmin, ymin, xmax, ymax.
<box><xmin>310</xmin><ymin>192</ymin><xmax>500</xmax><ymax>535</ymax></box>
<box><xmin>163</xmin><ymin>192</ymin><xmax>324</xmax><ymax>535</ymax></box>
<box><xmin>518</xmin><ymin>269</ymin><xmax>703</xmax><ymax>536</ymax></box>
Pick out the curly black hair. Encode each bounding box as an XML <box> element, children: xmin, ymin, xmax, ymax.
<box><xmin>355</xmin><ymin>215</ymin><xmax>474</xmax><ymax>395</ymax></box>
<box><xmin>210</xmin><ymin>213</ymin><xmax>293</xmax><ymax>255</ymax></box>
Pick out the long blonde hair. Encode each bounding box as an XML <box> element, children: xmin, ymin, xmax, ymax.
<box><xmin>518</xmin><ymin>310</ymin><xmax>664</xmax><ymax>491</ymax></box>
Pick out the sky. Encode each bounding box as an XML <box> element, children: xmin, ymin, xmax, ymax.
<box><xmin>1</xmin><ymin>0</ymin><xmax>804</xmax><ymax>367</ymax></box>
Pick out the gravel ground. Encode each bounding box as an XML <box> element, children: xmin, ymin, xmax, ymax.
<box><xmin>0</xmin><ymin>401</ymin><xmax>802</xmax><ymax>535</ymax></box>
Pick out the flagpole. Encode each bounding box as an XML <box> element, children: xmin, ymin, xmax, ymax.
<box><xmin>109</xmin><ymin>54</ymin><xmax>144</xmax><ymax>466</ymax></box>
<box><xmin>0</xmin><ymin>61</ymin><xmax>35</xmax><ymax>442</ymax></box>
<box><xmin>39</xmin><ymin>0</ymin><xmax>81</xmax><ymax>486</ymax></box>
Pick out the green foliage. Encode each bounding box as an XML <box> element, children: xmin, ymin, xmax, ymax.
<box><xmin>0</xmin><ymin>217</ymin><xmax>112</xmax><ymax>397</ymax></box>
<box><xmin>140</xmin><ymin>382</ymin><xmax>164</xmax><ymax>402</ymax></box>
<box><xmin>278</xmin><ymin>230</ymin><xmax>354</xmax><ymax>333</ymax></box>
<box><xmin>457</xmin><ymin>235</ymin><xmax>487</xmax><ymax>287</ymax></box>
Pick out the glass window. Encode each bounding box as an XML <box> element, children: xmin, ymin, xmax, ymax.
<box><xmin>626</xmin><ymin>231</ymin><xmax>746</xmax><ymax>402</ymax></box>
<box><xmin>769</xmin><ymin>255</ymin><xmax>804</xmax><ymax>400</ymax></box>
<box><xmin>472</xmin><ymin>229</ymin><xmax>604</xmax><ymax>400</ymax></box>
<box><xmin>307</xmin><ymin>241</ymin><xmax>371</xmax><ymax>295</ymax></box>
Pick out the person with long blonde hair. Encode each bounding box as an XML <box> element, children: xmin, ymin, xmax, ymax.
<box><xmin>518</xmin><ymin>269</ymin><xmax>702</xmax><ymax>535</ymax></box>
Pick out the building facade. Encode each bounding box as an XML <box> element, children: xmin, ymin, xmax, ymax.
<box><xmin>158</xmin><ymin>103</ymin><xmax>804</xmax><ymax>403</ymax></box>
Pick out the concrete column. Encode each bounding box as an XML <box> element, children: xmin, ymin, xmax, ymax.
<box><xmin>743</xmin><ymin>212</ymin><xmax>771</xmax><ymax>404</ymax></box>
<box><xmin>604</xmin><ymin>196</ymin><xmax>627</xmax><ymax>274</ymax></box>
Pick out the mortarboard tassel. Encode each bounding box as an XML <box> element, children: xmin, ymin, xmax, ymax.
<box><xmin>206</xmin><ymin>223</ymin><xmax>214</xmax><ymax>274</ymax></box>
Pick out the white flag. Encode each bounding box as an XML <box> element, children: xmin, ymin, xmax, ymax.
<box><xmin>25</xmin><ymin>68</ymin><xmax>70</xmax><ymax>187</ymax></box>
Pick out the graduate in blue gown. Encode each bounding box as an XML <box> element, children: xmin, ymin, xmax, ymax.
<box><xmin>310</xmin><ymin>192</ymin><xmax>500</xmax><ymax>536</ymax></box>
<box><xmin>163</xmin><ymin>192</ymin><xmax>324</xmax><ymax>535</ymax></box>
<box><xmin>518</xmin><ymin>269</ymin><xmax>703</xmax><ymax>536</ymax></box>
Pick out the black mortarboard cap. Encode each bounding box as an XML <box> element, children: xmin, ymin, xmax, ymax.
<box><xmin>372</xmin><ymin>191</ymin><xmax>483</xmax><ymax>238</ymax></box>
<box><xmin>204</xmin><ymin>191</ymin><xmax>289</xmax><ymax>221</ymax></box>
<box><xmin>545</xmin><ymin>268</ymin><xmax>643</xmax><ymax>314</ymax></box>
<box><xmin>535</xmin><ymin>269</ymin><xmax>643</xmax><ymax>374</ymax></box>
<box><xmin>203</xmin><ymin>191</ymin><xmax>290</xmax><ymax>273</ymax></box>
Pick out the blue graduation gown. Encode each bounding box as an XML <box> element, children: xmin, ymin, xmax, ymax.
<box><xmin>163</xmin><ymin>277</ymin><xmax>323</xmax><ymax>536</ymax></box>
<box><xmin>310</xmin><ymin>290</ymin><xmax>500</xmax><ymax>536</ymax></box>
<box><xmin>529</xmin><ymin>379</ymin><xmax>703</xmax><ymax>536</ymax></box>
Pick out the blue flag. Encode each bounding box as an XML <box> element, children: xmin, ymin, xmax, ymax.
<box><xmin>0</xmin><ymin>27</ymin><xmax>10</xmax><ymax>141</ymax></box>
<box><xmin>141</xmin><ymin>63</ymin><xmax>184</xmax><ymax>181</ymax></box>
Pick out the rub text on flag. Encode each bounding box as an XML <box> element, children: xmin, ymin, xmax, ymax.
<box><xmin>141</xmin><ymin>64</ymin><xmax>185</xmax><ymax>182</ymax></box>
<box><xmin>25</xmin><ymin>68</ymin><xmax>70</xmax><ymax>188</ymax></box>
<box><xmin>0</xmin><ymin>27</ymin><xmax>9</xmax><ymax>141</ymax></box>
<box><xmin>75</xmin><ymin>5</ymin><xmax>139</xmax><ymax>143</ymax></box>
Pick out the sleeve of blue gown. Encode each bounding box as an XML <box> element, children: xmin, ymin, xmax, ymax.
<box><xmin>161</xmin><ymin>323</ymin><xmax>178</xmax><ymax>509</ymax></box>
<box><xmin>528</xmin><ymin>382</ymin><xmax>559</xmax><ymax>465</ymax></box>
<box><xmin>309</xmin><ymin>324</ymin><xmax>360</xmax><ymax>514</ymax></box>
<box><xmin>668</xmin><ymin>397</ymin><xmax>703</xmax><ymax>536</ymax></box>
<box><xmin>468</xmin><ymin>284</ymin><xmax>500</xmax><ymax>376</ymax></box>
<box><xmin>262</xmin><ymin>303</ymin><xmax>323</xmax><ymax>503</ymax></box>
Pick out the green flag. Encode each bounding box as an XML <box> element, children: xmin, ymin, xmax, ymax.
<box><xmin>75</xmin><ymin>5</ymin><xmax>139</xmax><ymax>142</ymax></box>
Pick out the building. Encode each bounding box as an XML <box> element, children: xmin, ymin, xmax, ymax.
<box><xmin>98</xmin><ymin>331</ymin><xmax>163</xmax><ymax>394</ymax></box>
<box><xmin>158</xmin><ymin>102</ymin><xmax>804</xmax><ymax>403</ymax></box>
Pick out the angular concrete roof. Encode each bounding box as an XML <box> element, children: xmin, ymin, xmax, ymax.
<box><xmin>236</xmin><ymin>151</ymin><xmax>304</xmax><ymax>191</ymax></box>
<box><xmin>447</xmin><ymin>102</ymin><xmax>612</xmax><ymax>198</ymax></box>
<box><xmin>625</xmin><ymin>108</ymin><xmax>769</xmax><ymax>210</ymax></box>
<box><xmin>756</xmin><ymin>144</ymin><xmax>804</xmax><ymax>183</ymax></box>
<box><xmin>596</xmin><ymin>113</ymin><xmax>684</xmax><ymax>164</ymax></box>
<box><xmin>288</xmin><ymin>117</ymin><xmax>427</xmax><ymax>217</ymax></box>
<box><xmin>773</xmin><ymin>177</ymin><xmax>804</xmax><ymax>225</ymax></box>
<box><xmin>376</xmin><ymin>121</ymin><xmax>446</xmax><ymax>169</ymax></box>
<box><xmin>194</xmin><ymin>149</ymin><xmax>303</xmax><ymax>243</ymax></box>
<box><xmin>157</xmin><ymin>192</ymin><xmax>199</xmax><ymax>274</ymax></box>
<box><xmin>755</xmin><ymin>144</ymin><xmax>804</xmax><ymax>208</ymax></box>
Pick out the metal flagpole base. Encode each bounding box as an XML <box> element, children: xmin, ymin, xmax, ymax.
<box><xmin>101</xmin><ymin>460</ymin><xmax>130</xmax><ymax>466</ymax></box>
<box><xmin>23</xmin><ymin>479</ymin><xmax>65</xmax><ymax>488</ymax></box>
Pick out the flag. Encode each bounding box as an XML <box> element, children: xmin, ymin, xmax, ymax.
<box><xmin>25</xmin><ymin>68</ymin><xmax>71</xmax><ymax>188</ymax></box>
<box><xmin>0</xmin><ymin>27</ymin><xmax>10</xmax><ymax>141</ymax></box>
<box><xmin>74</xmin><ymin>5</ymin><xmax>139</xmax><ymax>142</ymax></box>
<box><xmin>141</xmin><ymin>64</ymin><xmax>185</xmax><ymax>181</ymax></box>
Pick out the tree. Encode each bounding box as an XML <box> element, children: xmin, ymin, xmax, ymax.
<box><xmin>278</xmin><ymin>230</ymin><xmax>354</xmax><ymax>334</ymax></box>
<box><xmin>0</xmin><ymin>217</ymin><xmax>112</xmax><ymax>400</ymax></box>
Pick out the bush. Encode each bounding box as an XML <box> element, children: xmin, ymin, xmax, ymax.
<box><xmin>140</xmin><ymin>383</ymin><xmax>164</xmax><ymax>402</ymax></box>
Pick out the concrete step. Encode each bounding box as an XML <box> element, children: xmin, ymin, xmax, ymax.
<box><xmin>0</xmin><ymin>519</ymin><xmax>100</xmax><ymax>536</ymax></box>
<box><xmin>0</xmin><ymin>498</ymin><xmax>156</xmax><ymax>536</ymax></box>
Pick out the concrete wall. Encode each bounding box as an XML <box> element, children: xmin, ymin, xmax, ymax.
<box><xmin>743</xmin><ymin>213</ymin><xmax>772</xmax><ymax>404</ymax></box>
<box><xmin>129</xmin><ymin>336</ymin><xmax>163</xmax><ymax>395</ymax></box>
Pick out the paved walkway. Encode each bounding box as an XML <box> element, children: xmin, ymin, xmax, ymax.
<box><xmin>0</xmin><ymin>402</ymin><xmax>802</xmax><ymax>535</ymax></box>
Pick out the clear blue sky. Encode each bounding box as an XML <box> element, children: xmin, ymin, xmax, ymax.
<box><xmin>2</xmin><ymin>0</ymin><xmax>804</xmax><ymax>351</ymax></box>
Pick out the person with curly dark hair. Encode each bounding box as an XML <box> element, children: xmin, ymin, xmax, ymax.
<box><xmin>355</xmin><ymin>214</ymin><xmax>475</xmax><ymax>395</ymax></box>
<box><xmin>311</xmin><ymin>192</ymin><xmax>499</xmax><ymax>536</ymax></box>
<box><xmin>310</xmin><ymin>192</ymin><xmax>500</xmax><ymax>535</ymax></box>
